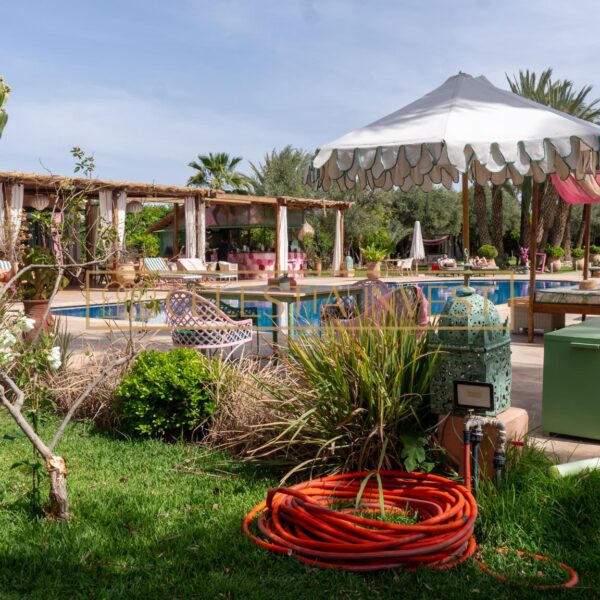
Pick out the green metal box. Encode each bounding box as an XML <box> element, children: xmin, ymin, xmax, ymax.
<box><xmin>543</xmin><ymin>318</ymin><xmax>600</xmax><ymax>440</ymax></box>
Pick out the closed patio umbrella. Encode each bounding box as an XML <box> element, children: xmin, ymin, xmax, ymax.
<box><xmin>410</xmin><ymin>220</ymin><xmax>425</xmax><ymax>273</ymax></box>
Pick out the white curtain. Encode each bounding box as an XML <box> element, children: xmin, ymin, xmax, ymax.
<box><xmin>196</xmin><ymin>199</ymin><xmax>206</xmax><ymax>261</ymax></box>
<box><xmin>332</xmin><ymin>209</ymin><xmax>343</xmax><ymax>274</ymax></box>
<box><xmin>184</xmin><ymin>196</ymin><xmax>197</xmax><ymax>258</ymax></box>
<box><xmin>0</xmin><ymin>184</ymin><xmax>24</xmax><ymax>259</ymax></box>
<box><xmin>98</xmin><ymin>190</ymin><xmax>113</xmax><ymax>228</ymax></box>
<box><xmin>116</xmin><ymin>191</ymin><xmax>127</xmax><ymax>251</ymax></box>
<box><xmin>277</xmin><ymin>205</ymin><xmax>288</xmax><ymax>274</ymax></box>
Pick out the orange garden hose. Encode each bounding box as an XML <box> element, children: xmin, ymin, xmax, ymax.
<box><xmin>243</xmin><ymin>471</ymin><xmax>478</xmax><ymax>571</ymax></box>
<box><xmin>244</xmin><ymin>443</ymin><xmax>579</xmax><ymax>588</ymax></box>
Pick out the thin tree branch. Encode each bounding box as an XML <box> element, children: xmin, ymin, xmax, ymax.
<box><xmin>48</xmin><ymin>353</ymin><xmax>133</xmax><ymax>451</ymax></box>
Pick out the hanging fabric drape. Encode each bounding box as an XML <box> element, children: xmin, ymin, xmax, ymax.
<box><xmin>550</xmin><ymin>173</ymin><xmax>600</xmax><ymax>204</ymax></box>
<box><xmin>98</xmin><ymin>190</ymin><xmax>113</xmax><ymax>226</ymax></box>
<box><xmin>197</xmin><ymin>199</ymin><xmax>206</xmax><ymax>261</ymax></box>
<box><xmin>0</xmin><ymin>184</ymin><xmax>24</xmax><ymax>260</ymax></box>
<box><xmin>332</xmin><ymin>209</ymin><xmax>343</xmax><ymax>274</ymax></box>
<box><xmin>277</xmin><ymin>205</ymin><xmax>288</xmax><ymax>274</ymax></box>
<box><xmin>410</xmin><ymin>221</ymin><xmax>426</xmax><ymax>259</ymax></box>
<box><xmin>184</xmin><ymin>196</ymin><xmax>197</xmax><ymax>258</ymax></box>
<box><xmin>116</xmin><ymin>191</ymin><xmax>127</xmax><ymax>251</ymax></box>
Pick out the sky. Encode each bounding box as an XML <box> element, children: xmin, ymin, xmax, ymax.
<box><xmin>1</xmin><ymin>0</ymin><xmax>600</xmax><ymax>185</ymax></box>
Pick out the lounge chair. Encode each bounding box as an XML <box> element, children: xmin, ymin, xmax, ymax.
<box><xmin>165</xmin><ymin>289</ymin><xmax>253</xmax><ymax>352</ymax></box>
<box><xmin>177</xmin><ymin>258</ymin><xmax>238</xmax><ymax>282</ymax></box>
<box><xmin>143</xmin><ymin>257</ymin><xmax>201</xmax><ymax>287</ymax></box>
<box><xmin>0</xmin><ymin>260</ymin><xmax>12</xmax><ymax>283</ymax></box>
<box><xmin>397</xmin><ymin>257</ymin><xmax>414</xmax><ymax>276</ymax></box>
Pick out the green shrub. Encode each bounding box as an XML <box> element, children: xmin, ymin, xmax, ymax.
<box><xmin>115</xmin><ymin>348</ymin><xmax>215</xmax><ymax>439</ymax></box>
<box><xmin>546</xmin><ymin>246</ymin><xmax>565</xmax><ymax>260</ymax></box>
<box><xmin>591</xmin><ymin>245</ymin><xmax>600</xmax><ymax>255</ymax></box>
<box><xmin>571</xmin><ymin>247</ymin><xmax>585</xmax><ymax>259</ymax></box>
<box><xmin>477</xmin><ymin>244</ymin><xmax>498</xmax><ymax>259</ymax></box>
<box><xmin>127</xmin><ymin>232</ymin><xmax>160</xmax><ymax>258</ymax></box>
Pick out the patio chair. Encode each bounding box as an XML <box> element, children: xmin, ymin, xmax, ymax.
<box><xmin>320</xmin><ymin>278</ymin><xmax>389</xmax><ymax>325</ymax></box>
<box><xmin>165</xmin><ymin>289</ymin><xmax>253</xmax><ymax>352</ymax></box>
<box><xmin>397</xmin><ymin>257</ymin><xmax>414</xmax><ymax>276</ymax></box>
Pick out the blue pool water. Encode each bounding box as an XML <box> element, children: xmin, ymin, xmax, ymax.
<box><xmin>53</xmin><ymin>279</ymin><xmax>573</xmax><ymax>328</ymax></box>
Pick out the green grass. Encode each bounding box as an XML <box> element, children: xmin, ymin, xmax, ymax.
<box><xmin>0</xmin><ymin>412</ymin><xmax>599</xmax><ymax>599</ymax></box>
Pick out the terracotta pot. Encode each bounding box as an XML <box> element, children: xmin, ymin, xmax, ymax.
<box><xmin>366</xmin><ymin>261</ymin><xmax>381</xmax><ymax>280</ymax></box>
<box><xmin>550</xmin><ymin>259</ymin><xmax>562</xmax><ymax>273</ymax></box>
<box><xmin>314</xmin><ymin>261</ymin><xmax>322</xmax><ymax>275</ymax></box>
<box><xmin>592</xmin><ymin>253</ymin><xmax>600</xmax><ymax>266</ymax></box>
<box><xmin>486</xmin><ymin>258</ymin><xmax>497</xmax><ymax>267</ymax></box>
<box><xmin>575</xmin><ymin>258</ymin><xmax>585</xmax><ymax>271</ymax></box>
<box><xmin>22</xmin><ymin>299</ymin><xmax>54</xmax><ymax>338</ymax></box>
<box><xmin>116</xmin><ymin>262</ymin><xmax>137</xmax><ymax>286</ymax></box>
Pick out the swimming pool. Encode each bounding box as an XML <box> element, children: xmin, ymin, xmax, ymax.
<box><xmin>53</xmin><ymin>279</ymin><xmax>573</xmax><ymax>328</ymax></box>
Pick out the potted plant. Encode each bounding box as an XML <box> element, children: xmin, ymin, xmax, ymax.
<box><xmin>571</xmin><ymin>247</ymin><xmax>585</xmax><ymax>271</ymax></box>
<box><xmin>18</xmin><ymin>247</ymin><xmax>68</xmax><ymax>335</ymax></box>
<box><xmin>360</xmin><ymin>243</ymin><xmax>387</xmax><ymax>279</ymax></box>
<box><xmin>477</xmin><ymin>244</ymin><xmax>499</xmax><ymax>266</ymax></box>
<box><xmin>590</xmin><ymin>244</ymin><xmax>600</xmax><ymax>266</ymax></box>
<box><xmin>546</xmin><ymin>246</ymin><xmax>565</xmax><ymax>272</ymax></box>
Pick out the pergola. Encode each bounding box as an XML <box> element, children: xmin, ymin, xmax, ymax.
<box><xmin>0</xmin><ymin>171</ymin><xmax>349</xmax><ymax>274</ymax></box>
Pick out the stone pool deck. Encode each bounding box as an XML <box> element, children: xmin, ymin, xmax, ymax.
<box><xmin>45</xmin><ymin>270</ymin><xmax>600</xmax><ymax>464</ymax></box>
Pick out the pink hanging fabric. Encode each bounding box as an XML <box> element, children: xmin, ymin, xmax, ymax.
<box><xmin>550</xmin><ymin>173</ymin><xmax>600</xmax><ymax>204</ymax></box>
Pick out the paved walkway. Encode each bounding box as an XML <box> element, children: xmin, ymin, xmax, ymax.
<box><xmin>45</xmin><ymin>270</ymin><xmax>600</xmax><ymax>463</ymax></box>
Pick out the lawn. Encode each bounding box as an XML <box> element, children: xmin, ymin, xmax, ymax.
<box><xmin>0</xmin><ymin>411</ymin><xmax>599</xmax><ymax>599</ymax></box>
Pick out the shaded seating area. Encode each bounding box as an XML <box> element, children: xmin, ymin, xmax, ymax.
<box><xmin>165</xmin><ymin>289</ymin><xmax>253</xmax><ymax>352</ymax></box>
<box><xmin>142</xmin><ymin>257</ymin><xmax>202</xmax><ymax>287</ymax></box>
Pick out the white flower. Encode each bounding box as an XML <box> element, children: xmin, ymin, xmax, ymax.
<box><xmin>46</xmin><ymin>346</ymin><xmax>62</xmax><ymax>371</ymax></box>
<box><xmin>0</xmin><ymin>346</ymin><xmax>14</xmax><ymax>364</ymax></box>
<box><xmin>15</xmin><ymin>316</ymin><xmax>36</xmax><ymax>333</ymax></box>
<box><xmin>0</xmin><ymin>330</ymin><xmax>17</xmax><ymax>349</ymax></box>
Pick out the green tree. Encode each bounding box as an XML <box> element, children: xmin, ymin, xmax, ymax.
<box><xmin>507</xmin><ymin>68</ymin><xmax>600</xmax><ymax>254</ymax></box>
<box><xmin>187</xmin><ymin>152</ymin><xmax>252</xmax><ymax>192</ymax></box>
<box><xmin>250</xmin><ymin>145</ymin><xmax>314</xmax><ymax>197</ymax></box>
<box><xmin>0</xmin><ymin>76</ymin><xmax>9</xmax><ymax>138</ymax></box>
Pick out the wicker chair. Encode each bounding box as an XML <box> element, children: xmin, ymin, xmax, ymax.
<box><xmin>165</xmin><ymin>289</ymin><xmax>253</xmax><ymax>351</ymax></box>
<box><xmin>320</xmin><ymin>278</ymin><xmax>389</xmax><ymax>325</ymax></box>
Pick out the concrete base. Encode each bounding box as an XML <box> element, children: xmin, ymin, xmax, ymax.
<box><xmin>438</xmin><ymin>407</ymin><xmax>529</xmax><ymax>479</ymax></box>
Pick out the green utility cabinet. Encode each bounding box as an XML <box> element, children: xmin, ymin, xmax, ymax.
<box><xmin>543</xmin><ymin>318</ymin><xmax>600</xmax><ymax>440</ymax></box>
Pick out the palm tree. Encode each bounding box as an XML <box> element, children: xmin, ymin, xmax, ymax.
<box><xmin>507</xmin><ymin>69</ymin><xmax>600</xmax><ymax>254</ymax></box>
<box><xmin>187</xmin><ymin>152</ymin><xmax>252</xmax><ymax>193</ymax></box>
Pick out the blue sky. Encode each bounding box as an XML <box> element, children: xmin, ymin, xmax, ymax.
<box><xmin>1</xmin><ymin>0</ymin><xmax>599</xmax><ymax>184</ymax></box>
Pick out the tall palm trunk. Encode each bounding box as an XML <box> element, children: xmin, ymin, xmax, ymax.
<box><xmin>550</xmin><ymin>200</ymin><xmax>571</xmax><ymax>255</ymax></box>
<box><xmin>491</xmin><ymin>184</ymin><xmax>505</xmax><ymax>263</ymax></box>
<box><xmin>473</xmin><ymin>184</ymin><xmax>492</xmax><ymax>246</ymax></box>
<box><xmin>538</xmin><ymin>182</ymin><xmax>560</xmax><ymax>249</ymax></box>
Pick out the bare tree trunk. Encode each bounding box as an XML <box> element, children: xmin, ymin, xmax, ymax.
<box><xmin>491</xmin><ymin>185</ymin><xmax>505</xmax><ymax>263</ymax></box>
<box><xmin>473</xmin><ymin>184</ymin><xmax>492</xmax><ymax>246</ymax></box>
<box><xmin>561</xmin><ymin>206</ymin><xmax>573</xmax><ymax>261</ymax></box>
<box><xmin>538</xmin><ymin>183</ymin><xmax>560</xmax><ymax>249</ymax></box>
<box><xmin>46</xmin><ymin>456</ymin><xmax>70</xmax><ymax>520</ymax></box>
<box><xmin>549</xmin><ymin>196</ymin><xmax>570</xmax><ymax>248</ymax></box>
<box><xmin>520</xmin><ymin>177</ymin><xmax>531</xmax><ymax>248</ymax></box>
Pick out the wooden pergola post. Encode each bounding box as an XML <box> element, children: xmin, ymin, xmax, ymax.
<box><xmin>274</xmin><ymin>200</ymin><xmax>281</xmax><ymax>276</ymax></box>
<box><xmin>173</xmin><ymin>203</ymin><xmax>180</xmax><ymax>257</ymax></box>
<box><xmin>527</xmin><ymin>181</ymin><xmax>540</xmax><ymax>343</ymax></box>
<box><xmin>338</xmin><ymin>208</ymin><xmax>345</xmax><ymax>273</ymax></box>
<box><xmin>111</xmin><ymin>190</ymin><xmax>119</xmax><ymax>270</ymax></box>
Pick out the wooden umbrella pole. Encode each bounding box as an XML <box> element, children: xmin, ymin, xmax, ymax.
<box><xmin>462</xmin><ymin>172</ymin><xmax>469</xmax><ymax>286</ymax></box>
<box><xmin>583</xmin><ymin>203</ymin><xmax>592</xmax><ymax>281</ymax></box>
<box><xmin>528</xmin><ymin>181</ymin><xmax>539</xmax><ymax>343</ymax></box>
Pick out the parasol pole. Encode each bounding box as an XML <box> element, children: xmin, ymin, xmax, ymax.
<box><xmin>528</xmin><ymin>181</ymin><xmax>539</xmax><ymax>343</ymax></box>
<box><xmin>583</xmin><ymin>203</ymin><xmax>592</xmax><ymax>282</ymax></box>
<box><xmin>462</xmin><ymin>172</ymin><xmax>470</xmax><ymax>286</ymax></box>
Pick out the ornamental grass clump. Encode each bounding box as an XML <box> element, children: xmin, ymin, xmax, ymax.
<box><xmin>246</xmin><ymin>313</ymin><xmax>439</xmax><ymax>478</ymax></box>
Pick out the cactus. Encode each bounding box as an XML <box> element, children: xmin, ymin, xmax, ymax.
<box><xmin>0</xmin><ymin>76</ymin><xmax>9</xmax><ymax>138</ymax></box>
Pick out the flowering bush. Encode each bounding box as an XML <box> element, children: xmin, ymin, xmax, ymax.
<box><xmin>0</xmin><ymin>312</ymin><xmax>61</xmax><ymax>370</ymax></box>
<box><xmin>519</xmin><ymin>246</ymin><xmax>529</xmax><ymax>266</ymax></box>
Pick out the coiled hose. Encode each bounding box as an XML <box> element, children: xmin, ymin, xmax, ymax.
<box><xmin>243</xmin><ymin>470</ymin><xmax>477</xmax><ymax>571</ymax></box>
